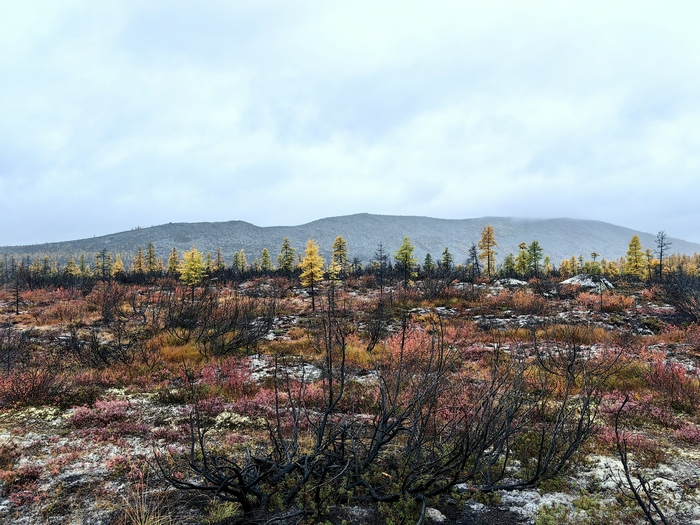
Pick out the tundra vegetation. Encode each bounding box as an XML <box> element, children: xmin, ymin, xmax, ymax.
<box><xmin>0</xmin><ymin>230</ymin><xmax>699</xmax><ymax>523</ymax></box>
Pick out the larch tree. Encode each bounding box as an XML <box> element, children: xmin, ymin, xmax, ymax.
<box><xmin>559</xmin><ymin>258</ymin><xmax>573</xmax><ymax>278</ymax></box>
<box><xmin>300</xmin><ymin>239</ymin><xmax>325</xmax><ymax>311</ymax></box>
<box><xmin>644</xmin><ymin>248</ymin><xmax>657</xmax><ymax>281</ymax></box>
<box><xmin>145</xmin><ymin>242</ymin><xmax>159</xmax><ymax>274</ymax></box>
<box><xmin>214</xmin><ymin>247</ymin><xmax>226</xmax><ymax>274</ymax></box>
<box><xmin>167</xmin><ymin>247</ymin><xmax>180</xmax><ymax>276</ymax></box>
<box><xmin>131</xmin><ymin>247</ymin><xmax>145</xmax><ymax>275</ymax></box>
<box><xmin>78</xmin><ymin>254</ymin><xmax>91</xmax><ymax>277</ymax></box>
<box><xmin>94</xmin><ymin>249</ymin><xmax>113</xmax><ymax>279</ymax></box>
<box><xmin>394</xmin><ymin>236</ymin><xmax>417</xmax><ymax>287</ymax></box>
<box><xmin>501</xmin><ymin>253</ymin><xmax>516</xmax><ymax>278</ymax></box>
<box><xmin>64</xmin><ymin>257</ymin><xmax>80</xmax><ymax>278</ymax></box>
<box><xmin>260</xmin><ymin>248</ymin><xmax>273</xmax><ymax>272</ymax></box>
<box><xmin>112</xmin><ymin>255</ymin><xmax>126</xmax><ymax>278</ymax></box>
<box><xmin>331</xmin><ymin>236</ymin><xmax>349</xmax><ymax>276</ymax></box>
<box><xmin>602</xmin><ymin>258</ymin><xmax>621</xmax><ymax>279</ymax></box>
<box><xmin>180</xmin><ymin>247</ymin><xmax>205</xmax><ymax>302</ymax></box>
<box><xmin>543</xmin><ymin>255</ymin><xmax>553</xmax><ymax>276</ymax></box>
<box><xmin>327</xmin><ymin>260</ymin><xmax>342</xmax><ymax>289</ymax></box>
<box><xmin>625</xmin><ymin>235</ymin><xmax>645</xmax><ymax>279</ymax></box>
<box><xmin>478</xmin><ymin>226</ymin><xmax>498</xmax><ymax>278</ymax></box>
<box><xmin>238</xmin><ymin>250</ymin><xmax>248</xmax><ymax>273</ymax></box>
<box><xmin>278</xmin><ymin>238</ymin><xmax>296</xmax><ymax>275</ymax></box>
<box><xmin>515</xmin><ymin>242</ymin><xmax>529</xmax><ymax>278</ymax></box>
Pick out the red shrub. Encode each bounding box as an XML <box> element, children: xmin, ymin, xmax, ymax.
<box><xmin>0</xmin><ymin>368</ymin><xmax>67</xmax><ymax>407</ymax></box>
<box><xmin>69</xmin><ymin>399</ymin><xmax>130</xmax><ymax>427</ymax></box>
<box><xmin>646</xmin><ymin>359</ymin><xmax>700</xmax><ymax>415</ymax></box>
<box><xmin>674</xmin><ymin>425</ymin><xmax>700</xmax><ymax>444</ymax></box>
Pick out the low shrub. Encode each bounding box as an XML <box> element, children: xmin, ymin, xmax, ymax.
<box><xmin>577</xmin><ymin>292</ymin><xmax>635</xmax><ymax>312</ymax></box>
<box><xmin>646</xmin><ymin>358</ymin><xmax>700</xmax><ymax>415</ymax></box>
<box><xmin>0</xmin><ymin>367</ymin><xmax>68</xmax><ymax>407</ymax></box>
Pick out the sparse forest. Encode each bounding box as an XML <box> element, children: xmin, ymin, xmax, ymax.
<box><xmin>1</xmin><ymin>229</ymin><xmax>700</xmax><ymax>524</ymax></box>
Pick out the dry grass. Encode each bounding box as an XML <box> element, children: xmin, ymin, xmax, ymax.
<box><xmin>160</xmin><ymin>343</ymin><xmax>202</xmax><ymax>365</ymax></box>
<box><xmin>121</xmin><ymin>478</ymin><xmax>173</xmax><ymax>525</ymax></box>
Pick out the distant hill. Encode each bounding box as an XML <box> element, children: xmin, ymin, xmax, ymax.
<box><xmin>2</xmin><ymin>214</ymin><xmax>699</xmax><ymax>268</ymax></box>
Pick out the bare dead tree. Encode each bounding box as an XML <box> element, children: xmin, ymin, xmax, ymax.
<box><xmin>195</xmin><ymin>292</ymin><xmax>275</xmax><ymax>357</ymax></box>
<box><xmin>659</xmin><ymin>273</ymin><xmax>700</xmax><ymax>322</ymax></box>
<box><xmin>0</xmin><ymin>325</ymin><xmax>29</xmax><ymax>374</ymax></box>
<box><xmin>158</xmin><ymin>302</ymin><xmax>607</xmax><ymax>523</ymax></box>
<box><xmin>517</xmin><ymin>323</ymin><xmax>622</xmax><ymax>486</ymax></box>
<box><xmin>162</xmin><ymin>285</ymin><xmax>212</xmax><ymax>344</ymax></box>
<box><xmin>655</xmin><ymin>231</ymin><xmax>672</xmax><ymax>281</ymax></box>
<box><xmin>155</xmin><ymin>294</ymin><xmax>348</xmax><ymax>523</ymax></box>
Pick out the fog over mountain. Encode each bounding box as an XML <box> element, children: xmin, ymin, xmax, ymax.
<box><xmin>3</xmin><ymin>214</ymin><xmax>699</xmax><ymax>268</ymax></box>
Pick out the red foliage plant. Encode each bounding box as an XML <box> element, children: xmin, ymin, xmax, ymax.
<box><xmin>646</xmin><ymin>358</ymin><xmax>700</xmax><ymax>415</ymax></box>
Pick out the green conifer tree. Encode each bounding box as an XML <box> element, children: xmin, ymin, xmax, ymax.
<box><xmin>131</xmin><ymin>247</ymin><xmax>145</xmax><ymax>275</ymax></box>
<box><xmin>394</xmin><ymin>236</ymin><xmax>417</xmax><ymax>287</ymax></box>
<box><xmin>423</xmin><ymin>253</ymin><xmax>435</xmax><ymax>273</ymax></box>
<box><xmin>501</xmin><ymin>253</ymin><xmax>516</xmax><ymax>278</ymax></box>
<box><xmin>167</xmin><ymin>247</ymin><xmax>180</xmax><ymax>276</ymax></box>
<box><xmin>79</xmin><ymin>254</ymin><xmax>91</xmax><ymax>277</ymax></box>
<box><xmin>146</xmin><ymin>242</ymin><xmax>159</xmax><ymax>274</ymax></box>
<box><xmin>527</xmin><ymin>240</ymin><xmax>543</xmax><ymax>277</ymax></box>
<box><xmin>331</xmin><ymin>236</ymin><xmax>349</xmax><ymax>276</ymax></box>
<box><xmin>238</xmin><ymin>250</ymin><xmax>248</xmax><ymax>273</ymax></box>
<box><xmin>261</xmin><ymin>248</ymin><xmax>273</xmax><ymax>272</ymax></box>
<box><xmin>94</xmin><ymin>249</ymin><xmax>113</xmax><ymax>279</ymax></box>
<box><xmin>278</xmin><ymin>238</ymin><xmax>297</xmax><ymax>274</ymax></box>
<box><xmin>515</xmin><ymin>242</ymin><xmax>530</xmax><ymax>278</ymax></box>
<box><xmin>214</xmin><ymin>247</ymin><xmax>226</xmax><ymax>273</ymax></box>
<box><xmin>440</xmin><ymin>247</ymin><xmax>453</xmax><ymax>269</ymax></box>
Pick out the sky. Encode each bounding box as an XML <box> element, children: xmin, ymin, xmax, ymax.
<box><xmin>2</xmin><ymin>1</ymin><xmax>700</xmax><ymax>246</ymax></box>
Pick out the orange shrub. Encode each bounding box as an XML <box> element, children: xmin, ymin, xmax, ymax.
<box><xmin>482</xmin><ymin>289</ymin><xmax>547</xmax><ymax>315</ymax></box>
<box><xmin>511</xmin><ymin>289</ymin><xmax>548</xmax><ymax>315</ymax></box>
<box><xmin>576</xmin><ymin>292</ymin><xmax>634</xmax><ymax>312</ymax></box>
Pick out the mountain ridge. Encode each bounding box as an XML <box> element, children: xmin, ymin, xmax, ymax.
<box><xmin>2</xmin><ymin>214</ymin><xmax>698</xmax><ymax>267</ymax></box>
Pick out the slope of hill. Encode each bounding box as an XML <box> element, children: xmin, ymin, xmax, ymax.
<box><xmin>2</xmin><ymin>214</ymin><xmax>699</xmax><ymax>267</ymax></box>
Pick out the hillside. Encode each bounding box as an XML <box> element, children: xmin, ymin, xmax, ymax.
<box><xmin>2</xmin><ymin>214</ymin><xmax>699</xmax><ymax>266</ymax></box>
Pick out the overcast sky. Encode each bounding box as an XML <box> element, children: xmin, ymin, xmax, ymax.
<box><xmin>2</xmin><ymin>1</ymin><xmax>700</xmax><ymax>246</ymax></box>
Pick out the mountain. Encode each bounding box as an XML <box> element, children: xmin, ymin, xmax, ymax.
<box><xmin>2</xmin><ymin>214</ymin><xmax>699</xmax><ymax>267</ymax></box>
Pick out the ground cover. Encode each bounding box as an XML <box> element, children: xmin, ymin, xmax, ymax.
<box><xmin>0</xmin><ymin>275</ymin><xmax>699</xmax><ymax>524</ymax></box>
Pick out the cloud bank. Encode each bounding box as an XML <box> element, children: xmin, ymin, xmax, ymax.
<box><xmin>1</xmin><ymin>1</ymin><xmax>699</xmax><ymax>245</ymax></box>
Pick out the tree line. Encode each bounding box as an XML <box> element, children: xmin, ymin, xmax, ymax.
<box><xmin>1</xmin><ymin>228</ymin><xmax>698</xmax><ymax>293</ymax></box>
